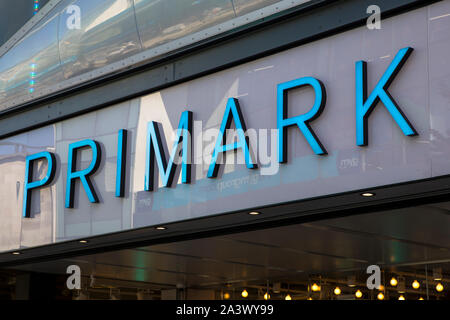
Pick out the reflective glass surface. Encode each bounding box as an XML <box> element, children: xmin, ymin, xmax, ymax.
<box><xmin>58</xmin><ymin>0</ymin><xmax>142</xmax><ymax>79</ymax></box>
<box><xmin>0</xmin><ymin>8</ymin><xmax>62</xmax><ymax>106</ymax></box>
<box><xmin>0</xmin><ymin>0</ymin><xmax>298</xmax><ymax>110</ymax></box>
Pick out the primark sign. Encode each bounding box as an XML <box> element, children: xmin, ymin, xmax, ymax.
<box><xmin>22</xmin><ymin>47</ymin><xmax>419</xmax><ymax>218</ymax></box>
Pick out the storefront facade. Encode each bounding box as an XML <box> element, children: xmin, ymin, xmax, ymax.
<box><xmin>0</xmin><ymin>0</ymin><xmax>449</xmax><ymax>300</ymax></box>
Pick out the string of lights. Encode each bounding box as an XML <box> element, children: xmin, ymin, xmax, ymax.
<box><xmin>219</xmin><ymin>271</ymin><xmax>446</xmax><ymax>301</ymax></box>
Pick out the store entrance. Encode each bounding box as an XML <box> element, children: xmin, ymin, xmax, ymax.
<box><xmin>1</xmin><ymin>201</ymin><xmax>450</xmax><ymax>300</ymax></box>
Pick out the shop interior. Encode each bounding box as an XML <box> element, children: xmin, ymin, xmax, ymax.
<box><xmin>0</xmin><ymin>200</ymin><xmax>449</xmax><ymax>300</ymax></box>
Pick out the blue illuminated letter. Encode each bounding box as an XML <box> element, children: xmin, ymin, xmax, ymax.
<box><xmin>65</xmin><ymin>139</ymin><xmax>101</xmax><ymax>208</ymax></box>
<box><xmin>277</xmin><ymin>77</ymin><xmax>327</xmax><ymax>163</ymax></box>
<box><xmin>23</xmin><ymin>151</ymin><xmax>56</xmax><ymax>218</ymax></box>
<box><xmin>116</xmin><ymin>129</ymin><xmax>127</xmax><ymax>197</ymax></box>
<box><xmin>356</xmin><ymin>47</ymin><xmax>417</xmax><ymax>146</ymax></box>
<box><xmin>207</xmin><ymin>98</ymin><xmax>257</xmax><ymax>178</ymax></box>
<box><xmin>145</xmin><ymin>110</ymin><xmax>192</xmax><ymax>191</ymax></box>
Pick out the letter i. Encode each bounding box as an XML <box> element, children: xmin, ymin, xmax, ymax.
<box><xmin>116</xmin><ymin>129</ymin><xmax>128</xmax><ymax>197</ymax></box>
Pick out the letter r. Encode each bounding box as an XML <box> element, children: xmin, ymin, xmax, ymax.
<box><xmin>65</xmin><ymin>139</ymin><xmax>101</xmax><ymax>208</ymax></box>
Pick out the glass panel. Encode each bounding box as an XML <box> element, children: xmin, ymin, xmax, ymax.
<box><xmin>134</xmin><ymin>0</ymin><xmax>235</xmax><ymax>50</ymax></box>
<box><xmin>233</xmin><ymin>0</ymin><xmax>282</xmax><ymax>16</ymax></box>
<box><xmin>0</xmin><ymin>10</ymin><xmax>62</xmax><ymax>107</ymax></box>
<box><xmin>58</xmin><ymin>0</ymin><xmax>142</xmax><ymax>79</ymax></box>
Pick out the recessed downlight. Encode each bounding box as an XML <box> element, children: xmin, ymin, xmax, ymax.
<box><xmin>79</xmin><ymin>240</ymin><xmax>88</xmax><ymax>244</ymax></box>
<box><xmin>12</xmin><ymin>252</ymin><xmax>20</xmax><ymax>255</ymax></box>
<box><xmin>361</xmin><ymin>192</ymin><xmax>375</xmax><ymax>197</ymax></box>
<box><xmin>248</xmin><ymin>211</ymin><xmax>261</xmax><ymax>216</ymax></box>
<box><xmin>155</xmin><ymin>226</ymin><xmax>167</xmax><ymax>230</ymax></box>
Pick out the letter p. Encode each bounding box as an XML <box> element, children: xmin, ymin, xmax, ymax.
<box><xmin>23</xmin><ymin>151</ymin><xmax>56</xmax><ymax>218</ymax></box>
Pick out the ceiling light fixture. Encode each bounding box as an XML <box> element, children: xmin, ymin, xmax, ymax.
<box><xmin>355</xmin><ymin>290</ymin><xmax>363</xmax><ymax>299</ymax></box>
<box><xmin>273</xmin><ymin>282</ymin><xmax>281</xmax><ymax>293</ymax></box>
<box><xmin>311</xmin><ymin>283</ymin><xmax>320</xmax><ymax>292</ymax></box>
<box><xmin>155</xmin><ymin>226</ymin><xmax>167</xmax><ymax>230</ymax></box>
<box><xmin>361</xmin><ymin>192</ymin><xmax>375</xmax><ymax>197</ymax></box>
<box><xmin>248</xmin><ymin>211</ymin><xmax>261</xmax><ymax>216</ymax></box>
<box><xmin>241</xmin><ymin>289</ymin><xmax>248</xmax><ymax>298</ymax></box>
<box><xmin>412</xmin><ymin>280</ymin><xmax>420</xmax><ymax>290</ymax></box>
<box><xmin>347</xmin><ymin>275</ymin><xmax>356</xmax><ymax>287</ymax></box>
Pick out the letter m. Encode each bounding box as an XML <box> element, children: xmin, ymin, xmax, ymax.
<box><xmin>145</xmin><ymin>111</ymin><xmax>193</xmax><ymax>191</ymax></box>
